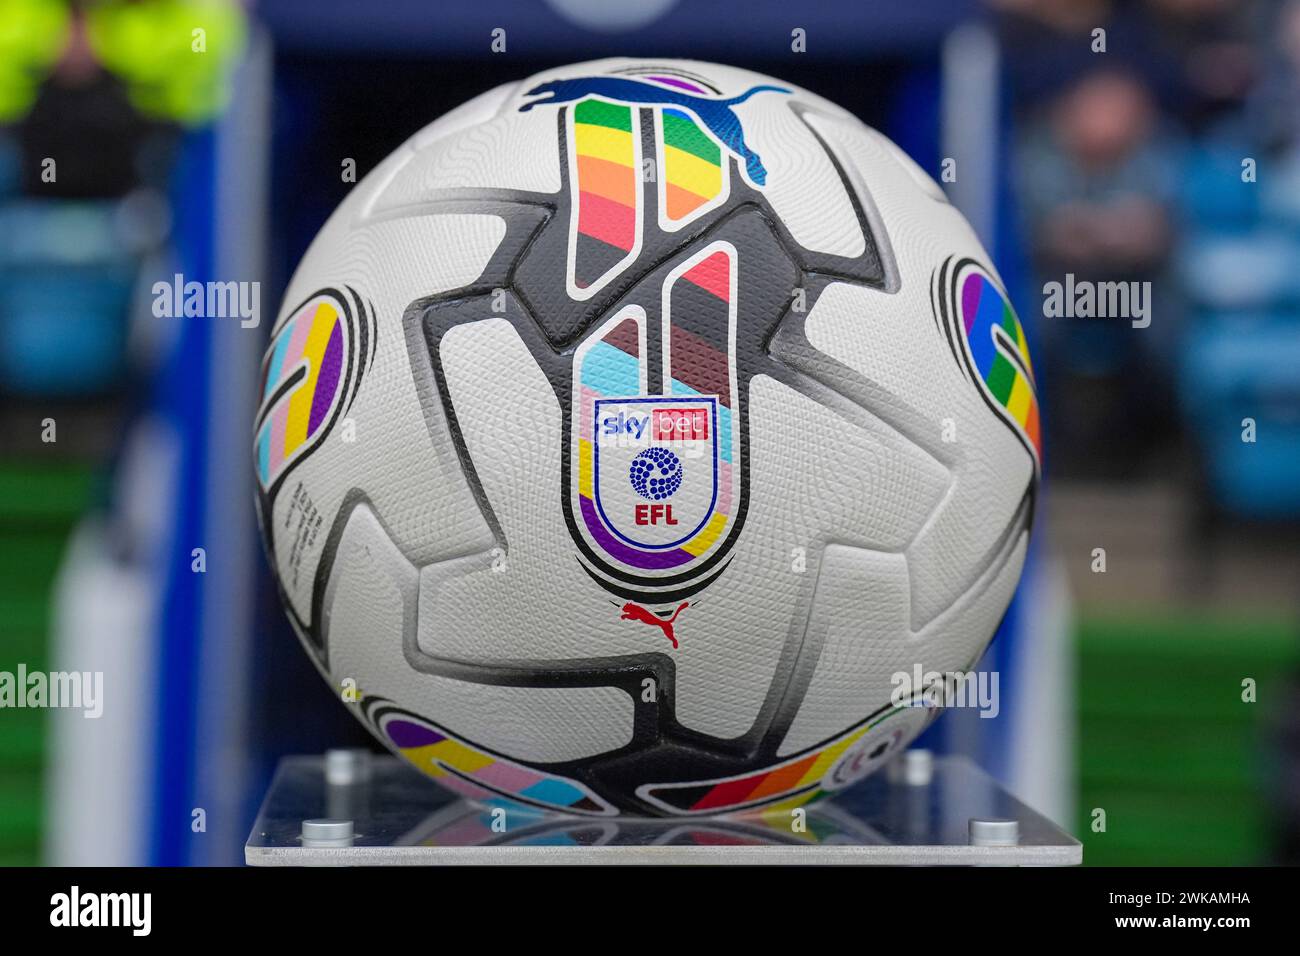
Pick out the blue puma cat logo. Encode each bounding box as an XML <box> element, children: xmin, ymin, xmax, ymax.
<box><xmin>519</xmin><ymin>76</ymin><xmax>790</xmax><ymax>186</ymax></box>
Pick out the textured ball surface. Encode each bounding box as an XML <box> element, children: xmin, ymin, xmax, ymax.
<box><xmin>254</xmin><ymin>58</ymin><xmax>1040</xmax><ymax>817</ymax></box>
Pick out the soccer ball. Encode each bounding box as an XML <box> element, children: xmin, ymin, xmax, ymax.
<box><xmin>254</xmin><ymin>59</ymin><xmax>1040</xmax><ymax>817</ymax></box>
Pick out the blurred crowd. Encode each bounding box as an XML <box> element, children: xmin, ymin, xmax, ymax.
<box><xmin>0</xmin><ymin>0</ymin><xmax>243</xmax><ymax>418</ymax></box>
<box><xmin>995</xmin><ymin>1</ymin><xmax>1300</xmax><ymax>868</ymax></box>
<box><xmin>994</xmin><ymin>0</ymin><xmax>1300</xmax><ymax>523</ymax></box>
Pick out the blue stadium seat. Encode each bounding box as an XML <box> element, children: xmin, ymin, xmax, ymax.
<box><xmin>1180</xmin><ymin>142</ymin><xmax>1260</xmax><ymax>231</ymax></box>
<box><xmin>0</xmin><ymin>201</ymin><xmax>136</xmax><ymax>395</ymax></box>
<box><xmin>1179</xmin><ymin>231</ymin><xmax>1300</xmax><ymax>311</ymax></box>
<box><xmin>1180</xmin><ymin>314</ymin><xmax>1300</xmax><ymax>518</ymax></box>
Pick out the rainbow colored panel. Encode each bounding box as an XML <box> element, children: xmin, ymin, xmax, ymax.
<box><xmin>640</xmin><ymin>707</ymin><xmax>909</xmax><ymax>814</ymax></box>
<box><xmin>381</xmin><ymin>712</ymin><xmax>616</xmax><ymax>816</ymax></box>
<box><xmin>571</xmin><ymin>98</ymin><xmax>639</xmax><ymax>291</ymax></box>
<box><xmin>667</xmin><ymin>249</ymin><xmax>734</xmax><ymax>559</ymax></box>
<box><xmin>960</xmin><ymin>272</ymin><xmax>1041</xmax><ymax>460</ymax></box>
<box><xmin>571</xmin><ymin>246</ymin><xmax>739</xmax><ymax>573</ymax></box>
<box><xmin>575</xmin><ymin>311</ymin><xmax>696</xmax><ymax>572</ymax></box>
<box><xmin>256</xmin><ymin>296</ymin><xmax>346</xmax><ymax>489</ymax></box>
<box><xmin>660</xmin><ymin>107</ymin><xmax>724</xmax><ymax>224</ymax></box>
<box><xmin>668</xmin><ymin>251</ymin><xmax>734</xmax><ymax>431</ymax></box>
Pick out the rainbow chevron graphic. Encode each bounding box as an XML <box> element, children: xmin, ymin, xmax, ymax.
<box><xmin>370</xmin><ymin>702</ymin><xmax>618</xmax><ymax>816</ymax></box>
<box><xmin>255</xmin><ymin>286</ymin><xmax>374</xmax><ymax>495</ymax></box>
<box><xmin>572</xmin><ymin>246</ymin><xmax>738</xmax><ymax>572</ymax></box>
<box><xmin>960</xmin><ymin>271</ymin><xmax>1041</xmax><ymax>457</ymax></box>
<box><xmin>658</xmin><ymin>107</ymin><xmax>727</xmax><ymax>227</ymax></box>
<box><xmin>637</xmin><ymin>705</ymin><xmax>925</xmax><ymax>815</ymax></box>
<box><xmin>935</xmin><ymin>259</ymin><xmax>1042</xmax><ymax>468</ymax></box>
<box><xmin>569</xmin><ymin>99</ymin><xmax>641</xmax><ymax>295</ymax></box>
<box><xmin>256</xmin><ymin>295</ymin><xmax>346</xmax><ymax>489</ymax></box>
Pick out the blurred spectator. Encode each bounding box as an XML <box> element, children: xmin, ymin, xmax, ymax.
<box><xmin>1259</xmin><ymin>2</ymin><xmax>1300</xmax><ymax>225</ymax></box>
<box><xmin>18</xmin><ymin>3</ymin><xmax>162</xmax><ymax>198</ymax></box>
<box><xmin>992</xmin><ymin>0</ymin><xmax>1182</xmax><ymax>110</ymax></box>
<box><xmin>1017</xmin><ymin>67</ymin><xmax>1184</xmax><ymax>475</ymax></box>
<box><xmin>1144</xmin><ymin>0</ymin><xmax>1259</xmax><ymax>132</ymax></box>
<box><xmin>1246</xmin><ymin>0</ymin><xmax>1300</xmax><ymax>157</ymax></box>
<box><xmin>1027</xmin><ymin>70</ymin><xmax>1176</xmax><ymax>275</ymax></box>
<box><xmin>990</xmin><ymin>0</ymin><xmax>1114</xmax><ymax>34</ymax></box>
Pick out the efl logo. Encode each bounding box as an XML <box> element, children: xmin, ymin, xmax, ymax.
<box><xmin>653</xmin><ymin>407</ymin><xmax>709</xmax><ymax>442</ymax></box>
<box><xmin>589</xmin><ymin>395</ymin><xmax>720</xmax><ymax>553</ymax></box>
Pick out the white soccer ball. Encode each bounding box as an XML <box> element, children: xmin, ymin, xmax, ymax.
<box><xmin>254</xmin><ymin>59</ymin><xmax>1040</xmax><ymax>816</ymax></box>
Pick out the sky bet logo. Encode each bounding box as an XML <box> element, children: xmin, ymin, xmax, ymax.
<box><xmin>601</xmin><ymin>408</ymin><xmax>709</xmax><ymax>443</ymax></box>
<box><xmin>602</xmin><ymin>410</ymin><xmax>649</xmax><ymax>441</ymax></box>
<box><xmin>652</xmin><ymin>407</ymin><xmax>708</xmax><ymax>441</ymax></box>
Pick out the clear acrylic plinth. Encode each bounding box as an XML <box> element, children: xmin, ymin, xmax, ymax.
<box><xmin>245</xmin><ymin>753</ymin><xmax>1081</xmax><ymax>866</ymax></box>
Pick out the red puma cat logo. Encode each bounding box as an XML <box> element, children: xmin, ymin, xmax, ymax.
<box><xmin>620</xmin><ymin>601</ymin><xmax>689</xmax><ymax>649</ymax></box>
